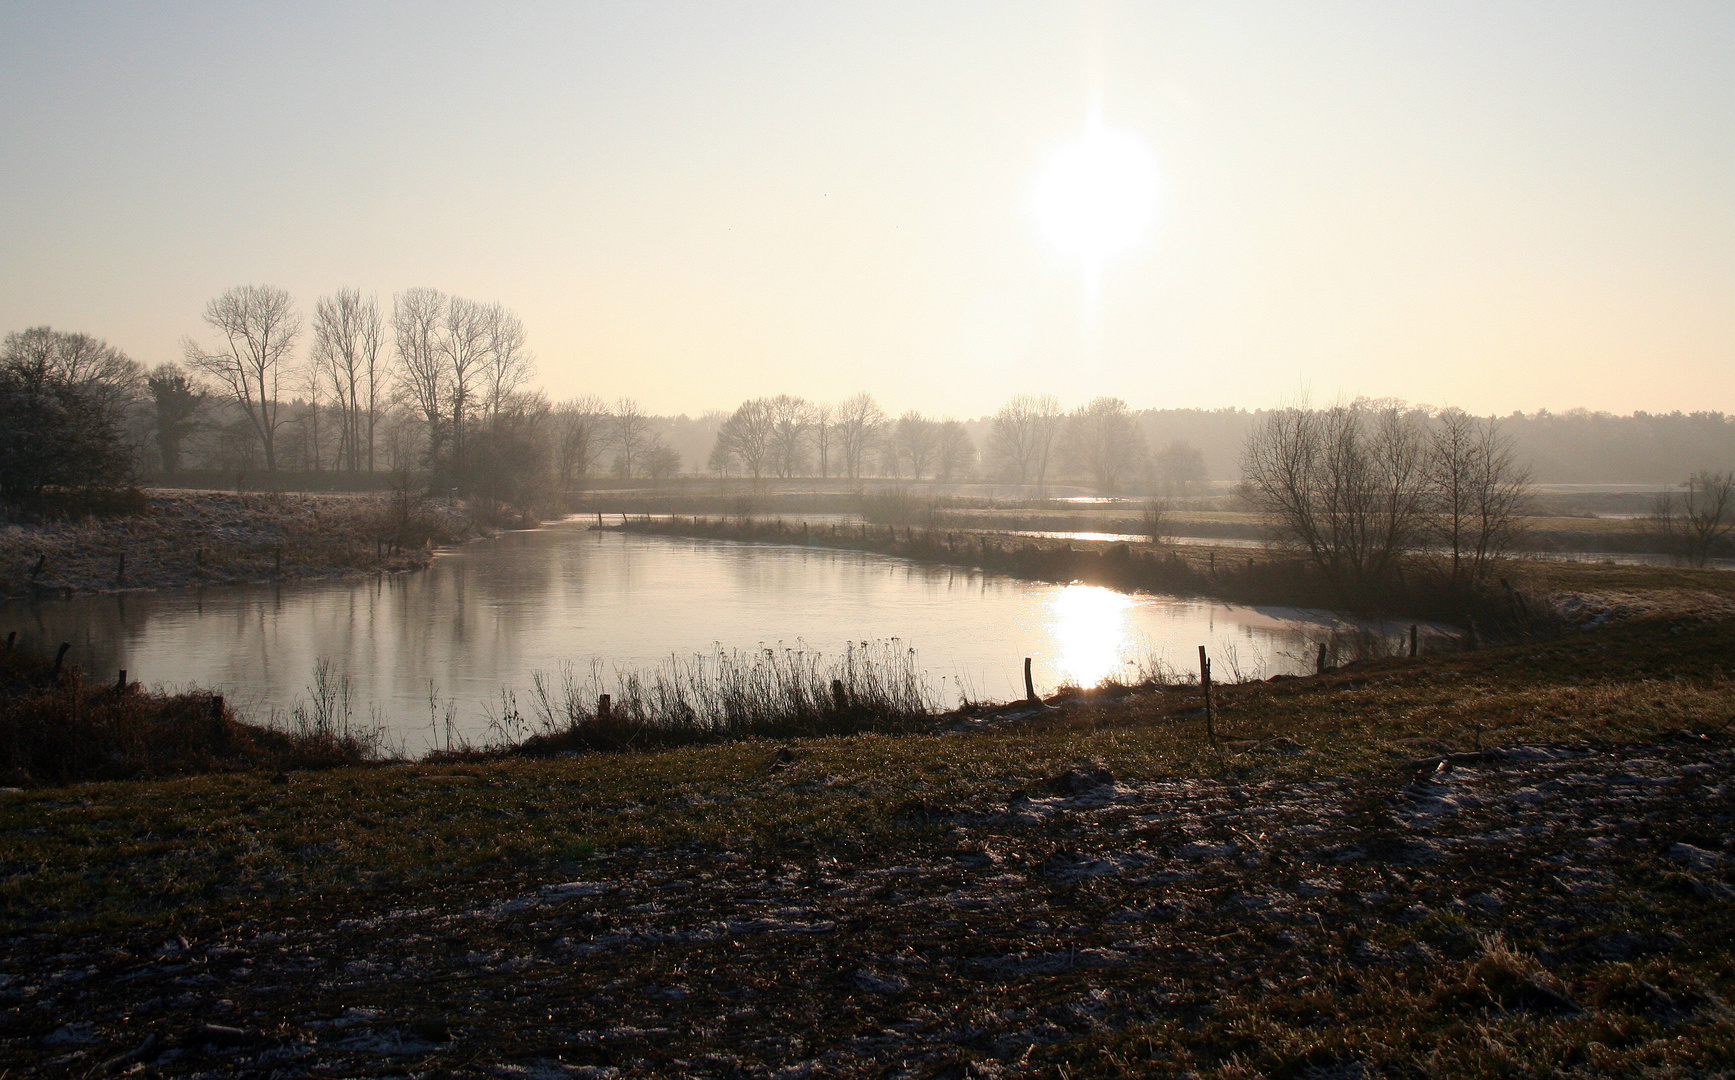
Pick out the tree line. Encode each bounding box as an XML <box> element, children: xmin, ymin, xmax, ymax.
<box><xmin>4</xmin><ymin>288</ymin><xmax>1733</xmax><ymax>524</ymax></box>
<box><xmin>706</xmin><ymin>392</ymin><xmax>1178</xmax><ymax>494</ymax></box>
<box><xmin>0</xmin><ymin>287</ymin><xmax>681</xmax><ymax>507</ymax></box>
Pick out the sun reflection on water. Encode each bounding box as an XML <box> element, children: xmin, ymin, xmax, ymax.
<box><xmin>1046</xmin><ymin>584</ymin><xmax>1136</xmax><ymax>689</ymax></box>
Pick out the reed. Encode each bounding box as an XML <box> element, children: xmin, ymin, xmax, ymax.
<box><xmin>500</xmin><ymin>640</ymin><xmax>938</xmax><ymax>755</ymax></box>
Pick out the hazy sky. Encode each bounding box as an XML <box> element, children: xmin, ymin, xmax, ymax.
<box><xmin>2</xmin><ymin>2</ymin><xmax>1730</xmax><ymax>417</ymax></box>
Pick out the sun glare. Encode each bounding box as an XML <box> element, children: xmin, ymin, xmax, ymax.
<box><xmin>1030</xmin><ymin>119</ymin><xmax>1160</xmax><ymax>294</ymax></box>
<box><xmin>1046</xmin><ymin>583</ymin><xmax>1136</xmax><ymax>690</ymax></box>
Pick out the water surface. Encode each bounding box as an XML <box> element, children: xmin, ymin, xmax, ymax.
<box><xmin>2</xmin><ymin>524</ymin><xmax>1401</xmax><ymax>753</ymax></box>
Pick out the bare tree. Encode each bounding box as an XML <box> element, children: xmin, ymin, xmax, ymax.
<box><xmin>1065</xmin><ymin>397</ymin><xmax>1147</xmax><ymax>494</ymax></box>
<box><xmin>392</xmin><ymin>287</ymin><xmax>448</xmax><ymax>471</ymax></box>
<box><xmin>1241</xmin><ymin>401</ymin><xmax>1432</xmax><ymax>595</ymax></box>
<box><xmin>611</xmin><ymin>397</ymin><xmax>652</xmax><ymax>478</ymax></box>
<box><xmin>834</xmin><ymin>392</ymin><xmax>885</xmax><ymax>480</ymax></box>
<box><xmin>1</xmin><ymin>326</ymin><xmax>143</xmax><ymax>419</ymax></box>
<box><xmin>295</xmin><ymin>360</ymin><xmax>326</xmax><ymax>472</ymax></box>
<box><xmin>1142</xmin><ymin>498</ymin><xmax>1172</xmax><ymax>545</ymax></box>
<box><xmin>388</xmin><ymin>289</ymin><xmax>531</xmax><ymax>487</ymax></box>
<box><xmin>552</xmin><ymin>394</ymin><xmax>610</xmax><ymax>491</ymax></box>
<box><xmin>767</xmin><ymin>394</ymin><xmax>814</xmax><ymax>478</ymax></box>
<box><xmin>310</xmin><ymin>289</ymin><xmax>384</xmax><ymax>472</ymax></box>
<box><xmin>1650</xmin><ymin>470</ymin><xmax>1735</xmax><ymax>568</ymax></box>
<box><xmin>646</xmin><ymin>441</ymin><xmax>682</xmax><ymax>483</ymax></box>
<box><xmin>1152</xmin><ymin>440</ymin><xmax>1207</xmax><ymax>497</ymax></box>
<box><xmin>812</xmin><ymin>403</ymin><xmax>833</xmax><ymax>478</ymax></box>
<box><xmin>440</xmin><ymin>296</ymin><xmax>493</xmax><ymax>481</ymax></box>
<box><xmin>481</xmin><ymin>302</ymin><xmax>533</xmax><ymax>422</ymax></box>
<box><xmin>935</xmin><ymin>419</ymin><xmax>976</xmax><ymax>482</ymax></box>
<box><xmin>378</xmin><ymin>406</ymin><xmax>425</xmax><ymax>474</ymax></box>
<box><xmin>893</xmin><ymin>412</ymin><xmax>938</xmax><ymax>480</ymax></box>
<box><xmin>711</xmin><ymin>397</ymin><xmax>777</xmax><ymax>480</ymax></box>
<box><xmin>707</xmin><ymin>438</ymin><xmax>739</xmax><ymax>477</ymax></box>
<box><xmin>183</xmin><ymin>285</ymin><xmax>301</xmax><ymax>471</ymax></box>
<box><xmin>1430</xmin><ymin>409</ymin><xmax>1530</xmax><ymax>587</ymax></box>
<box><xmin>1466</xmin><ymin>418</ymin><xmax>1531</xmax><ymax>575</ymax></box>
<box><xmin>989</xmin><ymin>394</ymin><xmax>1065</xmax><ymax>493</ymax></box>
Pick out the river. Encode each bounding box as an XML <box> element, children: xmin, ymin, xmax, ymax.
<box><xmin>0</xmin><ymin>522</ymin><xmax>1416</xmax><ymax>754</ymax></box>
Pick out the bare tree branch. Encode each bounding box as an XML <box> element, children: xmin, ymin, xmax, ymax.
<box><xmin>183</xmin><ymin>285</ymin><xmax>301</xmax><ymax>471</ymax></box>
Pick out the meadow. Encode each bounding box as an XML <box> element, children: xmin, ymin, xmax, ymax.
<box><xmin>2</xmin><ymin>595</ymin><xmax>1732</xmax><ymax>1076</ymax></box>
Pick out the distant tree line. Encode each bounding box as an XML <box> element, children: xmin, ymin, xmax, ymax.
<box><xmin>6</xmin><ymin>289</ymin><xmax>1733</xmax><ymax>512</ymax></box>
<box><xmin>1115</xmin><ymin>407</ymin><xmax>1735</xmax><ymax>487</ymax></box>
<box><xmin>704</xmin><ymin>391</ymin><xmax>1185</xmax><ymax>495</ymax></box>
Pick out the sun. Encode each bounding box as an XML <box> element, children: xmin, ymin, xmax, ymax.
<box><xmin>1030</xmin><ymin>118</ymin><xmax>1160</xmax><ymax>288</ymax></box>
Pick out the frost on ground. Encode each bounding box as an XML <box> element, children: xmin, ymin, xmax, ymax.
<box><xmin>0</xmin><ymin>490</ymin><xmax>479</xmax><ymax>598</ymax></box>
<box><xmin>2</xmin><ymin>739</ymin><xmax>1732</xmax><ymax>1077</ymax></box>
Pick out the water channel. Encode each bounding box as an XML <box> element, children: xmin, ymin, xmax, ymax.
<box><xmin>1</xmin><ymin>522</ymin><xmax>1413</xmax><ymax>754</ymax></box>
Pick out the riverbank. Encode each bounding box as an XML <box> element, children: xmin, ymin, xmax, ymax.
<box><xmin>0</xmin><ymin>490</ymin><xmax>489</xmax><ymax>599</ymax></box>
<box><xmin>0</xmin><ymin>643</ymin><xmax>383</xmax><ymax>786</ymax></box>
<box><xmin>2</xmin><ymin>611</ymin><xmax>1732</xmax><ymax>1076</ymax></box>
<box><xmin>609</xmin><ymin>516</ymin><xmax>1561</xmax><ymax>631</ymax></box>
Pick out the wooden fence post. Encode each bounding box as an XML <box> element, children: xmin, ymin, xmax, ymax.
<box><xmin>1316</xmin><ymin>642</ymin><xmax>1328</xmax><ymax>674</ymax></box>
<box><xmin>1024</xmin><ymin>657</ymin><xmax>1039</xmax><ymax>705</ymax></box>
<box><xmin>1198</xmin><ymin>645</ymin><xmax>1215</xmax><ymax>742</ymax></box>
<box><xmin>1409</xmin><ymin>624</ymin><xmax>1418</xmax><ymax>659</ymax></box>
<box><xmin>597</xmin><ymin>694</ymin><xmax>611</xmax><ymax>718</ymax></box>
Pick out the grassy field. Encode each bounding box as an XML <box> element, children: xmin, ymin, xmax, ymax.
<box><xmin>2</xmin><ymin>606</ymin><xmax>1733</xmax><ymax>1077</ymax></box>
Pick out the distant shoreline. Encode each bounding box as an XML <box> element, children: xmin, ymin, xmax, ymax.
<box><xmin>0</xmin><ymin>489</ymin><xmax>487</xmax><ymax>601</ymax></box>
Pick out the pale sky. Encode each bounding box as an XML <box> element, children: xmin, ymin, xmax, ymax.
<box><xmin>1</xmin><ymin>2</ymin><xmax>1730</xmax><ymax>417</ymax></box>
